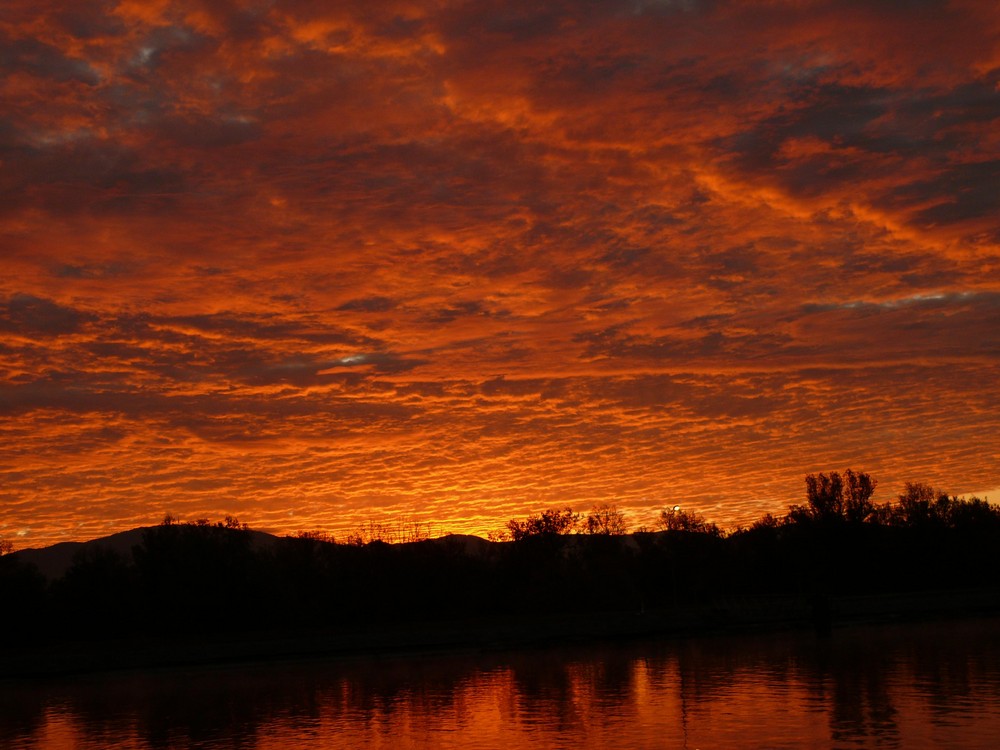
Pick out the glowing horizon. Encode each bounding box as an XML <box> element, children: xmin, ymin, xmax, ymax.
<box><xmin>2</xmin><ymin>0</ymin><xmax>999</xmax><ymax>548</ymax></box>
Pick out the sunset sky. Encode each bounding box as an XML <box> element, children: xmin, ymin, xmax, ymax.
<box><xmin>2</xmin><ymin>0</ymin><xmax>999</xmax><ymax>548</ymax></box>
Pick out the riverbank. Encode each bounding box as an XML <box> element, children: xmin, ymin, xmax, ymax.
<box><xmin>5</xmin><ymin>587</ymin><xmax>999</xmax><ymax>680</ymax></box>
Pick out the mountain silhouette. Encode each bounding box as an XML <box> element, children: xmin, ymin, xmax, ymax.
<box><xmin>12</xmin><ymin>526</ymin><xmax>281</xmax><ymax>580</ymax></box>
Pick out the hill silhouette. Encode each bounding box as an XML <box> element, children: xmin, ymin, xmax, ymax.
<box><xmin>12</xmin><ymin>527</ymin><xmax>282</xmax><ymax>581</ymax></box>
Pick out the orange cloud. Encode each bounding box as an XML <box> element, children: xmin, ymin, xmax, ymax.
<box><xmin>1</xmin><ymin>0</ymin><xmax>998</xmax><ymax>547</ymax></box>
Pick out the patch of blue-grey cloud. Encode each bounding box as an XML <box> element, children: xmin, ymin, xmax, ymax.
<box><xmin>0</xmin><ymin>294</ymin><xmax>95</xmax><ymax>336</ymax></box>
<box><xmin>125</xmin><ymin>25</ymin><xmax>206</xmax><ymax>74</ymax></box>
<box><xmin>802</xmin><ymin>290</ymin><xmax>1000</xmax><ymax>314</ymax></box>
<box><xmin>0</xmin><ymin>32</ymin><xmax>100</xmax><ymax>84</ymax></box>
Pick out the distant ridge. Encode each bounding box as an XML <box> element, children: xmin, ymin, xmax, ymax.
<box><xmin>12</xmin><ymin>527</ymin><xmax>282</xmax><ymax>580</ymax></box>
<box><xmin>430</xmin><ymin>533</ymin><xmax>495</xmax><ymax>558</ymax></box>
<box><xmin>11</xmin><ymin>528</ymin><xmax>498</xmax><ymax>580</ymax></box>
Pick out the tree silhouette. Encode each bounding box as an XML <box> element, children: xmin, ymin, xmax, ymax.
<box><xmin>506</xmin><ymin>507</ymin><xmax>579</xmax><ymax>541</ymax></box>
<box><xmin>843</xmin><ymin>469</ymin><xmax>877</xmax><ymax>523</ymax></box>
<box><xmin>804</xmin><ymin>471</ymin><xmax>845</xmax><ymax>520</ymax></box>
<box><xmin>131</xmin><ymin>520</ymin><xmax>260</xmax><ymax>633</ymax></box>
<box><xmin>792</xmin><ymin>469</ymin><xmax>876</xmax><ymax>524</ymax></box>
<box><xmin>582</xmin><ymin>504</ymin><xmax>629</xmax><ymax>535</ymax></box>
<box><xmin>892</xmin><ymin>482</ymin><xmax>947</xmax><ymax>527</ymax></box>
<box><xmin>656</xmin><ymin>506</ymin><xmax>720</xmax><ymax>536</ymax></box>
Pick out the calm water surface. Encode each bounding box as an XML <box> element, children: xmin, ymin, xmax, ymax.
<box><xmin>4</xmin><ymin>617</ymin><xmax>1000</xmax><ymax>749</ymax></box>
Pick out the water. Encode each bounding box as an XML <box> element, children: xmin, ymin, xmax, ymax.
<box><xmin>4</xmin><ymin>617</ymin><xmax>1000</xmax><ymax>749</ymax></box>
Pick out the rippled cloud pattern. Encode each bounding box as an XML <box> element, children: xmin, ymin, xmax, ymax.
<box><xmin>2</xmin><ymin>0</ymin><xmax>999</xmax><ymax>545</ymax></box>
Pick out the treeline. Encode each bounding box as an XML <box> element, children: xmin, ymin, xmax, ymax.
<box><xmin>2</xmin><ymin>471</ymin><xmax>999</xmax><ymax>646</ymax></box>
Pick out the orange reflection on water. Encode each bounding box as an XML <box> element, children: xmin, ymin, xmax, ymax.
<box><xmin>6</xmin><ymin>619</ymin><xmax>1000</xmax><ymax>749</ymax></box>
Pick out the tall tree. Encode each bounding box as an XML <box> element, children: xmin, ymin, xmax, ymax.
<box><xmin>805</xmin><ymin>472</ymin><xmax>845</xmax><ymax>521</ymax></box>
<box><xmin>582</xmin><ymin>504</ymin><xmax>629</xmax><ymax>535</ymax></box>
<box><xmin>506</xmin><ymin>507</ymin><xmax>579</xmax><ymax>541</ymax></box>
<box><xmin>843</xmin><ymin>469</ymin><xmax>877</xmax><ymax>523</ymax></box>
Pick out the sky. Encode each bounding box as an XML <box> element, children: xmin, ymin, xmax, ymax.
<box><xmin>2</xmin><ymin>0</ymin><xmax>999</xmax><ymax>548</ymax></box>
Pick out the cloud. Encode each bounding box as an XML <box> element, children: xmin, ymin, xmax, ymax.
<box><xmin>317</xmin><ymin>352</ymin><xmax>430</xmax><ymax>375</ymax></box>
<box><xmin>0</xmin><ymin>32</ymin><xmax>100</xmax><ymax>84</ymax></box>
<box><xmin>0</xmin><ymin>294</ymin><xmax>94</xmax><ymax>336</ymax></box>
<box><xmin>1</xmin><ymin>0</ymin><xmax>998</xmax><ymax>546</ymax></box>
<box><xmin>336</xmin><ymin>296</ymin><xmax>398</xmax><ymax>313</ymax></box>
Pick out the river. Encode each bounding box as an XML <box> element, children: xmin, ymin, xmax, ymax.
<box><xmin>4</xmin><ymin>617</ymin><xmax>1000</xmax><ymax>748</ymax></box>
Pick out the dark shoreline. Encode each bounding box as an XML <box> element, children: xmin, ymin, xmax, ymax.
<box><xmin>6</xmin><ymin>587</ymin><xmax>999</xmax><ymax>681</ymax></box>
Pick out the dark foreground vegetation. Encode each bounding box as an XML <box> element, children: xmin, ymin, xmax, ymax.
<box><xmin>3</xmin><ymin>471</ymin><xmax>1000</xmax><ymax>675</ymax></box>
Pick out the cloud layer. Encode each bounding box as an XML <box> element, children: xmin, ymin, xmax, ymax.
<box><xmin>2</xmin><ymin>0</ymin><xmax>999</xmax><ymax>545</ymax></box>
